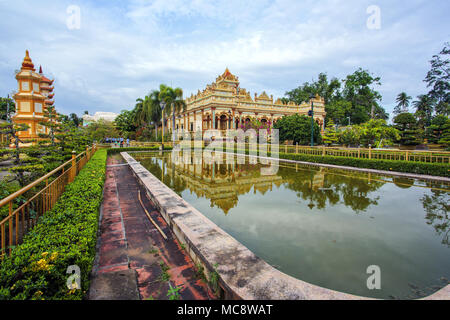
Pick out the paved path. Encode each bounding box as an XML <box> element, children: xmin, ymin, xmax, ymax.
<box><xmin>89</xmin><ymin>155</ymin><xmax>215</xmax><ymax>300</ymax></box>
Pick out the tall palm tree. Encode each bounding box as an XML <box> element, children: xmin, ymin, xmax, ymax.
<box><xmin>159</xmin><ymin>84</ymin><xmax>186</xmax><ymax>142</ymax></box>
<box><xmin>133</xmin><ymin>98</ymin><xmax>145</xmax><ymax>126</ymax></box>
<box><xmin>394</xmin><ymin>92</ymin><xmax>412</xmax><ymax>114</ymax></box>
<box><xmin>148</xmin><ymin>89</ymin><xmax>162</xmax><ymax>138</ymax></box>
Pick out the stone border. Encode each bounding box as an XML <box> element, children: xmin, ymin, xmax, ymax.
<box><xmin>121</xmin><ymin>151</ymin><xmax>450</xmax><ymax>300</ymax></box>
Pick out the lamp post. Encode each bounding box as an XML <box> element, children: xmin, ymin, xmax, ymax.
<box><xmin>347</xmin><ymin>116</ymin><xmax>351</xmax><ymax>126</ymax></box>
<box><xmin>160</xmin><ymin>101</ymin><xmax>166</xmax><ymax>149</ymax></box>
<box><xmin>309</xmin><ymin>94</ymin><xmax>315</xmax><ymax>147</ymax></box>
<box><xmin>228</xmin><ymin>110</ymin><xmax>232</xmax><ymax>130</ymax></box>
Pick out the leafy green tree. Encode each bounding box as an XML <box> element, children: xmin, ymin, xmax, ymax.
<box><xmin>159</xmin><ymin>84</ymin><xmax>186</xmax><ymax>141</ymax></box>
<box><xmin>338</xmin><ymin>127</ymin><xmax>360</xmax><ymax>147</ymax></box>
<box><xmin>358</xmin><ymin>119</ymin><xmax>400</xmax><ymax>147</ymax></box>
<box><xmin>273</xmin><ymin>114</ymin><xmax>321</xmax><ymax>145</ymax></box>
<box><xmin>342</xmin><ymin>68</ymin><xmax>386</xmax><ymax>121</ymax></box>
<box><xmin>325</xmin><ymin>100</ymin><xmax>351</xmax><ymax>126</ymax></box>
<box><xmin>438</xmin><ymin>118</ymin><xmax>450</xmax><ymax>149</ymax></box>
<box><xmin>38</xmin><ymin>105</ymin><xmax>60</xmax><ymax>146</ymax></box>
<box><xmin>114</xmin><ymin>109</ymin><xmax>137</xmax><ymax>135</ymax></box>
<box><xmin>427</xmin><ymin>115</ymin><xmax>449</xmax><ymax>144</ymax></box>
<box><xmin>0</xmin><ymin>96</ymin><xmax>15</xmax><ymax>120</ymax></box>
<box><xmin>424</xmin><ymin>42</ymin><xmax>449</xmax><ymax>116</ymax></box>
<box><xmin>285</xmin><ymin>72</ymin><xmax>341</xmax><ymax>105</ymax></box>
<box><xmin>413</xmin><ymin>94</ymin><xmax>434</xmax><ymax>129</ymax></box>
<box><xmin>84</xmin><ymin>119</ymin><xmax>119</xmax><ymax>143</ymax></box>
<box><xmin>322</xmin><ymin>120</ymin><xmax>339</xmax><ymax>145</ymax></box>
<box><xmin>393</xmin><ymin>113</ymin><xmax>422</xmax><ymax>146</ymax></box>
<box><xmin>394</xmin><ymin>92</ymin><xmax>412</xmax><ymax>115</ymax></box>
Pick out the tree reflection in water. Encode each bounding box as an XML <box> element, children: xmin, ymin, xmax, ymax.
<box><xmin>421</xmin><ymin>190</ymin><xmax>450</xmax><ymax>246</ymax></box>
<box><xmin>137</xmin><ymin>154</ymin><xmax>387</xmax><ymax>215</ymax></box>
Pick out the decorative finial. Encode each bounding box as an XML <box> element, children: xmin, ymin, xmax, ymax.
<box><xmin>39</xmin><ymin>65</ymin><xmax>43</xmax><ymax>74</ymax></box>
<box><xmin>21</xmin><ymin>50</ymin><xmax>35</xmax><ymax>71</ymax></box>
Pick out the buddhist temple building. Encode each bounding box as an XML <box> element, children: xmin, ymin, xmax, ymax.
<box><xmin>169</xmin><ymin>68</ymin><xmax>326</xmax><ymax>133</ymax></box>
<box><xmin>39</xmin><ymin>66</ymin><xmax>55</xmax><ymax>111</ymax></box>
<box><xmin>12</xmin><ymin>50</ymin><xmax>55</xmax><ymax>141</ymax></box>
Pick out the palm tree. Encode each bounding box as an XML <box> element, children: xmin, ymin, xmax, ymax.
<box><xmin>413</xmin><ymin>95</ymin><xmax>434</xmax><ymax>128</ymax></box>
<box><xmin>147</xmin><ymin>89</ymin><xmax>162</xmax><ymax>138</ymax></box>
<box><xmin>158</xmin><ymin>84</ymin><xmax>186</xmax><ymax>142</ymax></box>
<box><xmin>133</xmin><ymin>98</ymin><xmax>145</xmax><ymax>126</ymax></box>
<box><xmin>394</xmin><ymin>92</ymin><xmax>412</xmax><ymax>114</ymax></box>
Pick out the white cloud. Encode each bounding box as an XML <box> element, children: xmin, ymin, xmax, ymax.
<box><xmin>0</xmin><ymin>0</ymin><xmax>448</xmax><ymax>118</ymax></box>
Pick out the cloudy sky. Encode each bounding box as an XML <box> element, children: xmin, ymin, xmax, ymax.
<box><xmin>0</xmin><ymin>0</ymin><xmax>449</xmax><ymax>120</ymax></box>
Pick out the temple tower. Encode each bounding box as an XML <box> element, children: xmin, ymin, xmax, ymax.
<box><xmin>12</xmin><ymin>50</ymin><xmax>48</xmax><ymax>140</ymax></box>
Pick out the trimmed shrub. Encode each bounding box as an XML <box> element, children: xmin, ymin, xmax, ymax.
<box><xmin>279</xmin><ymin>152</ymin><xmax>450</xmax><ymax>177</ymax></box>
<box><xmin>0</xmin><ymin>149</ymin><xmax>107</xmax><ymax>300</ymax></box>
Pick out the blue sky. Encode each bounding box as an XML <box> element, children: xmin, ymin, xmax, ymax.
<box><xmin>0</xmin><ymin>0</ymin><xmax>449</xmax><ymax>120</ymax></box>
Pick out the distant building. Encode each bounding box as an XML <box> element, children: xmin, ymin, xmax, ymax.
<box><xmin>82</xmin><ymin>112</ymin><xmax>118</xmax><ymax>126</ymax></box>
<box><xmin>12</xmin><ymin>50</ymin><xmax>56</xmax><ymax>141</ymax></box>
<box><xmin>170</xmin><ymin>68</ymin><xmax>326</xmax><ymax>133</ymax></box>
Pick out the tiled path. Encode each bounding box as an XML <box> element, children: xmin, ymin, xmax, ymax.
<box><xmin>88</xmin><ymin>155</ymin><xmax>215</xmax><ymax>300</ymax></box>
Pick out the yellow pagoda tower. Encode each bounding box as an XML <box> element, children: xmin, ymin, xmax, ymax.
<box><xmin>12</xmin><ymin>50</ymin><xmax>48</xmax><ymax>141</ymax></box>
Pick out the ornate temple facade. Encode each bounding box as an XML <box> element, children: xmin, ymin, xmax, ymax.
<box><xmin>169</xmin><ymin>69</ymin><xmax>326</xmax><ymax>133</ymax></box>
<box><xmin>12</xmin><ymin>50</ymin><xmax>55</xmax><ymax>141</ymax></box>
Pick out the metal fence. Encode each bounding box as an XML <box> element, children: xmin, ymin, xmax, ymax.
<box><xmin>0</xmin><ymin>145</ymin><xmax>97</xmax><ymax>259</ymax></box>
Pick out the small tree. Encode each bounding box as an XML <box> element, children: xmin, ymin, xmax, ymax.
<box><xmin>38</xmin><ymin>105</ymin><xmax>60</xmax><ymax>146</ymax></box>
<box><xmin>438</xmin><ymin>118</ymin><xmax>450</xmax><ymax>150</ymax></box>
<box><xmin>393</xmin><ymin>113</ymin><xmax>422</xmax><ymax>146</ymax></box>
<box><xmin>273</xmin><ymin>114</ymin><xmax>321</xmax><ymax>145</ymax></box>
<box><xmin>322</xmin><ymin>120</ymin><xmax>339</xmax><ymax>145</ymax></box>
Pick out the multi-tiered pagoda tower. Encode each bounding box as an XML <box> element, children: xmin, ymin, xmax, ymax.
<box><xmin>12</xmin><ymin>50</ymin><xmax>55</xmax><ymax>141</ymax></box>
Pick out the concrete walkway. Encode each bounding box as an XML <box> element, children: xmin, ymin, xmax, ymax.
<box><xmin>88</xmin><ymin>155</ymin><xmax>215</xmax><ymax>300</ymax></box>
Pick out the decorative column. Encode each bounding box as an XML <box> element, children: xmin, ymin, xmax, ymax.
<box><xmin>193</xmin><ymin>111</ymin><xmax>196</xmax><ymax>132</ymax></box>
<box><xmin>232</xmin><ymin>109</ymin><xmax>236</xmax><ymax>129</ymax></box>
<box><xmin>212</xmin><ymin>108</ymin><xmax>216</xmax><ymax>129</ymax></box>
<box><xmin>201</xmin><ymin>109</ymin><xmax>204</xmax><ymax>131</ymax></box>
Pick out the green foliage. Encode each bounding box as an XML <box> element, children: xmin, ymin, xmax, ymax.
<box><xmin>273</xmin><ymin>114</ymin><xmax>322</xmax><ymax>145</ymax></box>
<box><xmin>0</xmin><ymin>149</ymin><xmax>107</xmax><ymax>300</ymax></box>
<box><xmin>394</xmin><ymin>92</ymin><xmax>412</xmax><ymax>115</ymax></box>
<box><xmin>84</xmin><ymin>119</ymin><xmax>119</xmax><ymax>143</ymax></box>
<box><xmin>438</xmin><ymin>119</ymin><xmax>450</xmax><ymax>149</ymax></box>
<box><xmin>114</xmin><ymin>110</ymin><xmax>137</xmax><ymax>137</ymax></box>
<box><xmin>424</xmin><ymin>42</ymin><xmax>449</xmax><ymax>116</ymax></box>
<box><xmin>339</xmin><ymin>119</ymin><xmax>400</xmax><ymax>148</ymax></box>
<box><xmin>285</xmin><ymin>68</ymin><xmax>387</xmax><ymax>126</ymax></box>
<box><xmin>428</xmin><ymin>115</ymin><xmax>449</xmax><ymax>144</ymax></box>
<box><xmin>393</xmin><ymin>113</ymin><xmax>422</xmax><ymax>146</ymax></box>
<box><xmin>167</xmin><ymin>285</ymin><xmax>181</xmax><ymax>300</ymax></box>
<box><xmin>279</xmin><ymin>152</ymin><xmax>450</xmax><ymax>177</ymax></box>
<box><xmin>0</xmin><ymin>97</ymin><xmax>15</xmax><ymax>121</ymax></box>
<box><xmin>322</xmin><ymin>120</ymin><xmax>339</xmax><ymax>145</ymax></box>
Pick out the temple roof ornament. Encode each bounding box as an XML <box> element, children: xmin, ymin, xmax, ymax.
<box><xmin>21</xmin><ymin>50</ymin><xmax>35</xmax><ymax>71</ymax></box>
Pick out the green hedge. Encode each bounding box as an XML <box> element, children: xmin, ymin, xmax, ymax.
<box><xmin>0</xmin><ymin>149</ymin><xmax>107</xmax><ymax>300</ymax></box>
<box><xmin>106</xmin><ymin>146</ymin><xmax>173</xmax><ymax>155</ymax></box>
<box><xmin>278</xmin><ymin>152</ymin><xmax>450</xmax><ymax>177</ymax></box>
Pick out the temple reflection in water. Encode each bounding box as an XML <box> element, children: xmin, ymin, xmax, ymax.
<box><xmin>135</xmin><ymin>151</ymin><xmax>390</xmax><ymax>215</ymax></box>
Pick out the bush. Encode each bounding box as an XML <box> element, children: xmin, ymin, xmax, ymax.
<box><xmin>279</xmin><ymin>152</ymin><xmax>450</xmax><ymax>177</ymax></box>
<box><xmin>0</xmin><ymin>149</ymin><xmax>107</xmax><ymax>300</ymax></box>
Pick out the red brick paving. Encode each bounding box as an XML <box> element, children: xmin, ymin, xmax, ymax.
<box><xmin>89</xmin><ymin>155</ymin><xmax>215</xmax><ymax>300</ymax></box>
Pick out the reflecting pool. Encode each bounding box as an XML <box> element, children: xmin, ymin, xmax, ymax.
<box><xmin>134</xmin><ymin>151</ymin><xmax>450</xmax><ymax>299</ymax></box>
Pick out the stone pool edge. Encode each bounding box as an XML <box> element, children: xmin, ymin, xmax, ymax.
<box><xmin>121</xmin><ymin>151</ymin><xmax>450</xmax><ymax>300</ymax></box>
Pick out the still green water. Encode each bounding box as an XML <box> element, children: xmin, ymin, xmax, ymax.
<box><xmin>135</xmin><ymin>151</ymin><xmax>450</xmax><ymax>299</ymax></box>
